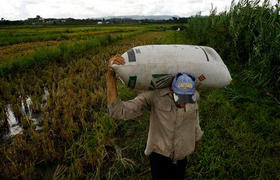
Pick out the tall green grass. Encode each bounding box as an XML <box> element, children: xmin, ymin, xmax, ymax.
<box><xmin>180</xmin><ymin>0</ymin><xmax>280</xmax><ymax>178</ymax></box>
<box><xmin>186</xmin><ymin>0</ymin><xmax>280</xmax><ymax>101</ymax></box>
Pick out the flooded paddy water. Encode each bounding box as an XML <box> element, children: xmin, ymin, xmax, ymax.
<box><xmin>4</xmin><ymin>88</ymin><xmax>49</xmax><ymax>137</ymax></box>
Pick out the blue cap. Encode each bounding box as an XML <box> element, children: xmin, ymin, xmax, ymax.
<box><xmin>172</xmin><ymin>72</ymin><xmax>196</xmax><ymax>104</ymax></box>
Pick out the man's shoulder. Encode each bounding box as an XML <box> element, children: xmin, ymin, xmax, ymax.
<box><xmin>136</xmin><ymin>90</ymin><xmax>154</xmax><ymax>100</ymax></box>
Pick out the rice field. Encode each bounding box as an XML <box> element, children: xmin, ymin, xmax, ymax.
<box><xmin>0</xmin><ymin>25</ymin><xmax>150</xmax><ymax>46</ymax></box>
<box><xmin>0</xmin><ymin>0</ymin><xmax>279</xmax><ymax>179</ymax></box>
<box><xmin>0</xmin><ymin>25</ymin><xmax>170</xmax><ymax>178</ymax></box>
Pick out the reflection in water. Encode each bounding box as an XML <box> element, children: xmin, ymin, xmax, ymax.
<box><xmin>6</xmin><ymin>104</ymin><xmax>23</xmax><ymax>136</ymax></box>
<box><xmin>6</xmin><ymin>88</ymin><xmax>49</xmax><ymax>136</ymax></box>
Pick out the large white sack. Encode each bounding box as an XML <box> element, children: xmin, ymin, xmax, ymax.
<box><xmin>111</xmin><ymin>45</ymin><xmax>232</xmax><ymax>90</ymax></box>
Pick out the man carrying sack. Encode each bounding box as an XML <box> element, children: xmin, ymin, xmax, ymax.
<box><xmin>106</xmin><ymin>54</ymin><xmax>203</xmax><ymax>180</ymax></box>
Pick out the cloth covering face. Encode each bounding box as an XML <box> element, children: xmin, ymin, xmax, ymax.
<box><xmin>107</xmin><ymin>88</ymin><xmax>203</xmax><ymax>161</ymax></box>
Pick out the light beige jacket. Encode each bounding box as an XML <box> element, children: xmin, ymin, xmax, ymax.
<box><xmin>108</xmin><ymin>88</ymin><xmax>203</xmax><ymax>161</ymax></box>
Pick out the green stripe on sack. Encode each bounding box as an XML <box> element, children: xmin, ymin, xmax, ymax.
<box><xmin>150</xmin><ymin>74</ymin><xmax>173</xmax><ymax>89</ymax></box>
<box><xmin>128</xmin><ymin>76</ymin><xmax>137</xmax><ymax>89</ymax></box>
<box><xmin>156</xmin><ymin>80</ymin><xmax>171</xmax><ymax>88</ymax></box>
<box><xmin>155</xmin><ymin>75</ymin><xmax>172</xmax><ymax>84</ymax></box>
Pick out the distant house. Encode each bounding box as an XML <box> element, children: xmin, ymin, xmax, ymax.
<box><xmin>46</xmin><ymin>20</ymin><xmax>53</xmax><ymax>24</ymax></box>
<box><xmin>97</xmin><ymin>21</ymin><xmax>103</xmax><ymax>24</ymax></box>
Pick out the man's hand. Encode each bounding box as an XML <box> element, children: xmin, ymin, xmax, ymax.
<box><xmin>106</xmin><ymin>54</ymin><xmax>125</xmax><ymax>105</ymax></box>
<box><xmin>108</xmin><ymin>54</ymin><xmax>125</xmax><ymax>71</ymax></box>
<box><xmin>194</xmin><ymin>142</ymin><xmax>198</xmax><ymax>152</ymax></box>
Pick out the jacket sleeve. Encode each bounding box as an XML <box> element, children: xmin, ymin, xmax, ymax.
<box><xmin>107</xmin><ymin>91</ymin><xmax>152</xmax><ymax>120</ymax></box>
<box><xmin>195</xmin><ymin>91</ymin><xmax>203</xmax><ymax>141</ymax></box>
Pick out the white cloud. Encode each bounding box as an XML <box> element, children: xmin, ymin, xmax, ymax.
<box><xmin>0</xmin><ymin>0</ymin><xmax>278</xmax><ymax>20</ymax></box>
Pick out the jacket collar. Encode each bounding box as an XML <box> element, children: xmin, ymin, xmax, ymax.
<box><xmin>159</xmin><ymin>88</ymin><xmax>171</xmax><ymax>96</ymax></box>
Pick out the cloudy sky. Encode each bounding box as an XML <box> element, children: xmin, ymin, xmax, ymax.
<box><xmin>0</xmin><ymin>0</ymin><xmax>278</xmax><ymax>20</ymax></box>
